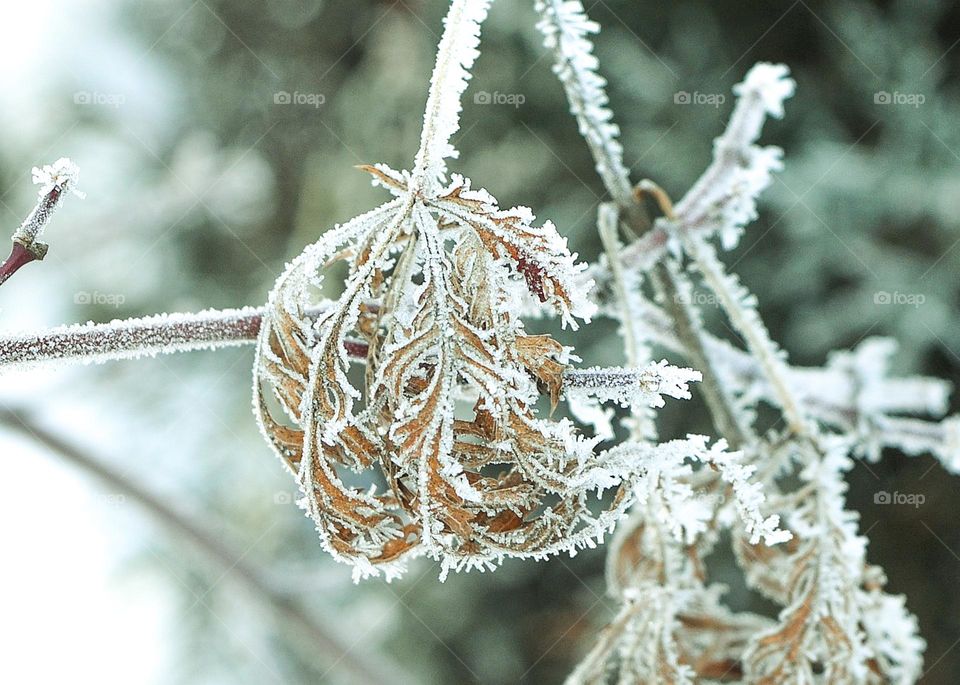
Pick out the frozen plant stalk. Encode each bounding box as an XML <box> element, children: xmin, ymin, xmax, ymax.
<box><xmin>0</xmin><ymin>158</ymin><xmax>84</xmax><ymax>287</ymax></box>
<box><xmin>533</xmin><ymin>1</ymin><xmax>937</xmax><ymax>679</ymax></box>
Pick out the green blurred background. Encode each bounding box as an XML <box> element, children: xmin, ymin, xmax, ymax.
<box><xmin>1</xmin><ymin>0</ymin><xmax>959</xmax><ymax>682</ymax></box>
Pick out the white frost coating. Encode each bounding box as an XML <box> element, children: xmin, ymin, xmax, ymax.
<box><xmin>6</xmin><ymin>157</ymin><xmax>85</xmax><ymax>259</ymax></box>
<box><xmin>586</xmin><ymin>287</ymin><xmax>953</xmax><ymax>436</ymax></box>
<box><xmin>733</xmin><ymin>62</ymin><xmax>795</xmax><ymax>119</ymax></box>
<box><xmin>827</xmin><ymin>338</ymin><xmax>951</xmax><ymax>420</ymax></box>
<box><xmin>859</xmin><ymin>588</ymin><xmax>926</xmax><ymax>684</ymax></box>
<box><xmin>683</xmin><ymin>238</ymin><xmax>807</xmax><ymax>433</ymax></box>
<box><xmin>740</xmin><ymin>438</ymin><xmax>911</xmax><ymax>683</ymax></box>
<box><xmin>0</xmin><ymin>307</ymin><xmax>271</xmax><ymax>373</ymax></box>
<box><xmin>564</xmin><ymin>360</ymin><xmax>701</xmax><ymax>409</ymax></box>
<box><xmin>566</xmin><ymin>393</ymin><xmax>615</xmax><ymax>441</ymax></box>
<box><xmin>431</xmin><ymin>174</ymin><xmax>597</xmax><ymax>327</ymax></box>
<box><xmin>32</xmin><ymin>157</ymin><xmax>85</xmax><ymax>199</ymax></box>
<box><xmin>532</xmin><ymin>24</ymin><xmax>939</xmax><ymax>679</ymax></box>
<box><xmin>671</xmin><ymin>62</ymin><xmax>794</xmax><ymax>252</ymax></box>
<box><xmin>535</xmin><ymin>0</ymin><xmax>633</xmax><ymax>206</ymax></box>
<box><xmin>609</xmin><ymin>435</ymin><xmax>789</xmax><ymax>547</ymax></box>
<box><xmin>610</xmin><ymin>62</ymin><xmax>795</xmax><ymax>277</ymax></box>
<box><xmin>869</xmin><ymin>414</ymin><xmax>960</xmax><ymax>474</ymax></box>
<box><xmin>410</xmin><ymin>0</ymin><xmax>491</xmax><ymax>193</ymax></box>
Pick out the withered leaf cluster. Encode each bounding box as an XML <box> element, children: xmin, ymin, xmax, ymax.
<box><xmin>253</xmin><ymin>168</ymin><xmax>640</xmax><ymax>579</ymax></box>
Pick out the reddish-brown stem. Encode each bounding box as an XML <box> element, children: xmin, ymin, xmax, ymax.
<box><xmin>1</xmin><ymin>170</ymin><xmax>76</xmax><ymax>289</ymax></box>
<box><xmin>0</xmin><ymin>242</ymin><xmax>42</xmax><ymax>286</ymax></box>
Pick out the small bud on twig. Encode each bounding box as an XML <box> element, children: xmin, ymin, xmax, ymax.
<box><xmin>0</xmin><ymin>158</ymin><xmax>83</xmax><ymax>287</ymax></box>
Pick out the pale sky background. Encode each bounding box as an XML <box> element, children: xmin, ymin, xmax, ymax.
<box><xmin>0</xmin><ymin>2</ymin><xmax>171</xmax><ymax>682</ymax></box>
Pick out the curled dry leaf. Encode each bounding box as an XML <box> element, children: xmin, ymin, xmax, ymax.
<box><xmin>252</xmin><ymin>0</ymin><xmax>707</xmax><ymax>580</ymax></box>
<box><xmin>252</xmin><ymin>0</ymin><xmax>701</xmax><ymax>583</ymax></box>
<box><xmin>253</xmin><ymin>168</ymin><xmax>640</xmax><ymax>580</ymax></box>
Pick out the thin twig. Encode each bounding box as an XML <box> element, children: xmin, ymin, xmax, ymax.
<box><xmin>0</xmin><ymin>305</ymin><xmax>690</xmax><ymax>402</ymax></box>
<box><xmin>0</xmin><ymin>303</ymin><xmax>940</xmax><ymax>426</ymax></box>
<box><xmin>1</xmin><ymin>159</ymin><xmax>83</xmax><ymax>288</ymax></box>
<box><xmin>0</xmin><ymin>307</ymin><xmax>273</xmax><ymax>368</ymax></box>
<box><xmin>0</xmin><ymin>409</ymin><xmax>412</xmax><ymax>685</ymax></box>
<box><xmin>650</xmin><ymin>261</ymin><xmax>750</xmax><ymax>448</ymax></box>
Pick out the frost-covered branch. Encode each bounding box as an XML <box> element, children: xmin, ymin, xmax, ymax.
<box><xmin>535</xmin><ymin>0</ymin><xmax>640</xmax><ymax>223</ymax></box>
<box><xmin>532</xmin><ymin>1</ymin><xmax>937</xmax><ymax>675</ymax></box>
<box><xmin>0</xmin><ymin>304</ymin><xmax>700</xmax><ymax>411</ymax></box>
<box><xmin>651</xmin><ymin>259</ymin><xmax>753</xmax><ymax>447</ymax></box>
<box><xmin>0</xmin><ymin>158</ymin><xmax>84</xmax><ymax>288</ymax></box>
<box><xmin>684</xmin><ymin>237</ymin><xmax>808</xmax><ymax>434</ymax></box>
<box><xmin>531</xmin><ymin>0</ymin><xmax>751</xmax><ymax>447</ymax></box>
<box><xmin>596</xmin><ymin>202</ymin><xmax>658</xmax><ymax>440</ymax></box>
<box><xmin>410</xmin><ymin>0</ymin><xmax>490</xmax><ymax>192</ymax></box>
<box><xmin>6</xmin><ymin>299</ymin><xmax>951</xmax><ymax>455</ymax></box>
<box><xmin>586</xmin><ymin>63</ymin><xmax>793</xmax><ymax>279</ymax></box>
<box><xmin>596</xmin><ymin>203</ymin><xmax>646</xmax><ymax>370</ymax></box>
<box><xmin>0</xmin><ymin>409</ymin><xmax>410</xmax><ymax>685</ymax></box>
<box><xmin>620</xmin><ymin>292</ymin><xmax>950</xmax><ymax>423</ymax></box>
<box><xmin>646</xmin><ymin>66</ymin><xmax>931</xmax><ymax>681</ymax></box>
<box><xmin>667</xmin><ymin>65</ymin><xmax>807</xmax><ymax>436</ymax></box>
<box><xmin>671</xmin><ymin>63</ymin><xmax>793</xmax><ymax>251</ymax></box>
<box><xmin>0</xmin><ymin>306</ymin><xmax>272</xmax><ymax>370</ymax></box>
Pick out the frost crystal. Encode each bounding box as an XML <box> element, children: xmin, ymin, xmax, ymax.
<box><xmin>31</xmin><ymin>157</ymin><xmax>85</xmax><ymax>199</ymax></box>
<box><xmin>535</xmin><ymin>0</ymin><xmax>633</xmax><ymax>206</ymax></box>
<box><xmin>411</xmin><ymin>0</ymin><xmax>491</xmax><ymax>193</ymax></box>
<box><xmin>564</xmin><ymin>360</ymin><xmax>701</xmax><ymax>409</ymax></box>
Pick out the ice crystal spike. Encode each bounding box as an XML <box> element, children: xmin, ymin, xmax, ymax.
<box><xmin>535</xmin><ymin>0</ymin><xmax>633</xmax><ymax>208</ymax></box>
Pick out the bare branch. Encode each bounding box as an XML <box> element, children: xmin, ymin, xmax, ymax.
<box><xmin>0</xmin><ymin>303</ymin><xmax>695</xmax><ymax>405</ymax></box>
<box><xmin>0</xmin><ymin>306</ymin><xmax>272</xmax><ymax>369</ymax></box>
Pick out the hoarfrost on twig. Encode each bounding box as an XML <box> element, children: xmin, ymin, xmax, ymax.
<box><xmin>0</xmin><ymin>157</ymin><xmax>84</xmax><ymax>287</ymax></box>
